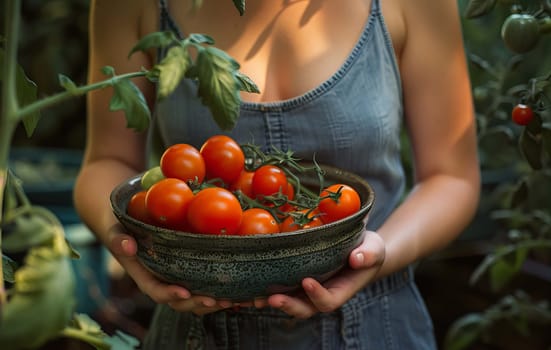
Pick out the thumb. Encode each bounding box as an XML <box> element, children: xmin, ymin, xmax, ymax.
<box><xmin>349</xmin><ymin>231</ymin><xmax>385</xmax><ymax>269</ymax></box>
<box><xmin>107</xmin><ymin>224</ymin><xmax>138</xmax><ymax>257</ymax></box>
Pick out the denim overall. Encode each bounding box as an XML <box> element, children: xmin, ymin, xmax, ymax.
<box><xmin>143</xmin><ymin>0</ymin><xmax>438</xmax><ymax>348</ymax></box>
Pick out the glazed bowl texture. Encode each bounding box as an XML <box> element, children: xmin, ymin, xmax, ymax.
<box><xmin>110</xmin><ymin>163</ymin><xmax>375</xmax><ymax>301</ymax></box>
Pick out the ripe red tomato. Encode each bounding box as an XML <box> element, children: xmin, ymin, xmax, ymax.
<box><xmin>280</xmin><ymin>209</ymin><xmax>323</xmax><ymax>232</ymax></box>
<box><xmin>187</xmin><ymin>187</ymin><xmax>243</xmax><ymax>235</ymax></box>
<box><xmin>237</xmin><ymin>208</ymin><xmax>280</xmax><ymax>235</ymax></box>
<box><xmin>160</xmin><ymin>143</ymin><xmax>206</xmax><ymax>183</ymax></box>
<box><xmin>511</xmin><ymin>104</ymin><xmax>534</xmax><ymax>126</ymax></box>
<box><xmin>127</xmin><ymin>190</ymin><xmax>155</xmax><ymax>225</ymax></box>
<box><xmin>145</xmin><ymin>178</ymin><xmax>194</xmax><ymax>229</ymax></box>
<box><xmin>230</xmin><ymin>170</ymin><xmax>255</xmax><ymax>198</ymax></box>
<box><xmin>318</xmin><ymin>184</ymin><xmax>361</xmax><ymax>224</ymax></box>
<box><xmin>200</xmin><ymin>135</ymin><xmax>245</xmax><ymax>185</ymax></box>
<box><xmin>252</xmin><ymin>165</ymin><xmax>288</xmax><ymax>200</ymax></box>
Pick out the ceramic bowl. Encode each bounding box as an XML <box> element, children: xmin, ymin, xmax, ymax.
<box><xmin>110</xmin><ymin>163</ymin><xmax>375</xmax><ymax>301</ymax></box>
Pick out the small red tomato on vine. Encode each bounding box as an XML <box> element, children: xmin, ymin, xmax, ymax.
<box><xmin>318</xmin><ymin>184</ymin><xmax>361</xmax><ymax>224</ymax></box>
<box><xmin>511</xmin><ymin>104</ymin><xmax>534</xmax><ymax>126</ymax></box>
<box><xmin>200</xmin><ymin>135</ymin><xmax>245</xmax><ymax>185</ymax></box>
<box><xmin>237</xmin><ymin>208</ymin><xmax>280</xmax><ymax>235</ymax></box>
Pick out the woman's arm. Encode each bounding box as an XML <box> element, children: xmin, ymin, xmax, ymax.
<box><xmin>267</xmin><ymin>0</ymin><xmax>481</xmax><ymax>318</ymax></box>
<box><xmin>74</xmin><ymin>0</ymin><xmax>229</xmax><ymax>312</ymax></box>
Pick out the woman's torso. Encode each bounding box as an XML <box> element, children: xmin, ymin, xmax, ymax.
<box><xmin>149</xmin><ymin>0</ymin><xmax>406</xmax><ymax>229</ymax></box>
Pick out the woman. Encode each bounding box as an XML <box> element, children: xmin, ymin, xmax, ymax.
<box><xmin>75</xmin><ymin>0</ymin><xmax>480</xmax><ymax>348</ymax></box>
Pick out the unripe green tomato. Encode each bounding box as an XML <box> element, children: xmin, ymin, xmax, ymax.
<box><xmin>141</xmin><ymin>166</ymin><xmax>165</xmax><ymax>190</ymax></box>
<box><xmin>501</xmin><ymin>13</ymin><xmax>540</xmax><ymax>53</ymax></box>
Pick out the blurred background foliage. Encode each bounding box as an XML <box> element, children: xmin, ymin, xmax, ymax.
<box><xmin>2</xmin><ymin>0</ymin><xmax>89</xmax><ymax>150</ymax></box>
<box><xmin>2</xmin><ymin>0</ymin><xmax>551</xmax><ymax>349</ymax></box>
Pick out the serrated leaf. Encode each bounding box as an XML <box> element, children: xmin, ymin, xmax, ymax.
<box><xmin>443</xmin><ymin>313</ymin><xmax>484</xmax><ymax>350</ymax></box>
<box><xmin>519</xmin><ymin>128</ymin><xmax>542</xmax><ymax>170</ymax></box>
<box><xmin>0</xmin><ymin>48</ymin><xmax>40</xmax><ymax>137</ymax></box>
<box><xmin>58</xmin><ymin>74</ymin><xmax>78</xmax><ymax>93</ymax></box>
<box><xmin>155</xmin><ymin>46</ymin><xmax>191</xmax><ymax>100</ymax></box>
<box><xmin>189</xmin><ymin>33</ymin><xmax>215</xmax><ymax>45</ymax></box>
<box><xmin>196</xmin><ymin>47</ymin><xmax>241</xmax><ymax>130</ymax></box>
<box><xmin>236</xmin><ymin>71</ymin><xmax>260</xmax><ymax>93</ymax></box>
<box><xmin>128</xmin><ymin>31</ymin><xmax>178</xmax><ymax>58</ymax></box>
<box><xmin>2</xmin><ymin>254</ymin><xmax>18</xmax><ymax>283</ymax></box>
<box><xmin>233</xmin><ymin>0</ymin><xmax>246</xmax><ymax>16</ymax></box>
<box><xmin>464</xmin><ymin>0</ymin><xmax>496</xmax><ymax>19</ymax></box>
<box><xmin>110</xmin><ymin>79</ymin><xmax>151</xmax><ymax>132</ymax></box>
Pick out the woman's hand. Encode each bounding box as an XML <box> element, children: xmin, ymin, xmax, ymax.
<box><xmin>107</xmin><ymin>223</ymin><xmax>231</xmax><ymax>315</ymax></box>
<box><xmin>261</xmin><ymin>230</ymin><xmax>385</xmax><ymax>319</ymax></box>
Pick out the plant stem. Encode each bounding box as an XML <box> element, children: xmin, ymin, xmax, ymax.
<box><xmin>0</xmin><ymin>0</ymin><xmax>22</xmax><ymax>307</ymax></box>
<box><xmin>15</xmin><ymin>71</ymin><xmax>146</xmax><ymax>122</ymax></box>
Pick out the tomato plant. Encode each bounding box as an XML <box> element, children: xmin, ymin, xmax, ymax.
<box><xmin>160</xmin><ymin>143</ymin><xmax>206</xmax><ymax>184</ymax></box>
<box><xmin>127</xmin><ymin>190</ymin><xmax>155</xmax><ymax>225</ymax></box>
<box><xmin>145</xmin><ymin>178</ymin><xmax>194</xmax><ymax>229</ymax></box>
<box><xmin>200</xmin><ymin>135</ymin><xmax>245</xmax><ymax>185</ymax></box>
<box><xmin>318</xmin><ymin>184</ymin><xmax>361</xmax><ymax>224</ymax></box>
<box><xmin>511</xmin><ymin>103</ymin><xmax>534</xmax><ymax>126</ymax></box>
<box><xmin>237</xmin><ymin>208</ymin><xmax>280</xmax><ymax>235</ymax></box>
<box><xmin>252</xmin><ymin>165</ymin><xmax>288</xmax><ymax>200</ymax></box>
<box><xmin>187</xmin><ymin>187</ymin><xmax>243</xmax><ymax>235</ymax></box>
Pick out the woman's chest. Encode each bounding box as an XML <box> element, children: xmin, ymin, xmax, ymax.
<box><xmin>163</xmin><ymin>0</ymin><xmax>392</xmax><ymax>103</ymax></box>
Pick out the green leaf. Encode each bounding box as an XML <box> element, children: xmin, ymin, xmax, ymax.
<box><xmin>196</xmin><ymin>47</ymin><xmax>241</xmax><ymax>131</ymax></box>
<box><xmin>519</xmin><ymin>128</ymin><xmax>542</xmax><ymax>170</ymax></box>
<box><xmin>236</xmin><ymin>71</ymin><xmax>260</xmax><ymax>93</ymax></box>
<box><xmin>443</xmin><ymin>313</ymin><xmax>484</xmax><ymax>350</ymax></box>
<box><xmin>232</xmin><ymin>0</ymin><xmax>246</xmax><ymax>16</ymax></box>
<box><xmin>2</xmin><ymin>254</ymin><xmax>18</xmax><ymax>284</ymax></box>
<box><xmin>104</xmin><ymin>331</ymin><xmax>141</xmax><ymax>350</ymax></box>
<box><xmin>58</xmin><ymin>74</ymin><xmax>78</xmax><ymax>94</ymax></box>
<box><xmin>489</xmin><ymin>245</ymin><xmax>528</xmax><ymax>291</ymax></box>
<box><xmin>189</xmin><ymin>33</ymin><xmax>215</xmax><ymax>45</ymax></box>
<box><xmin>463</xmin><ymin>0</ymin><xmax>496</xmax><ymax>19</ymax></box>
<box><xmin>110</xmin><ymin>79</ymin><xmax>151</xmax><ymax>132</ymax></box>
<box><xmin>155</xmin><ymin>46</ymin><xmax>192</xmax><ymax>100</ymax></box>
<box><xmin>0</xmin><ymin>235</ymin><xmax>76</xmax><ymax>350</ymax></box>
<box><xmin>509</xmin><ymin>178</ymin><xmax>528</xmax><ymax>208</ymax></box>
<box><xmin>128</xmin><ymin>31</ymin><xmax>178</xmax><ymax>58</ymax></box>
<box><xmin>0</xmin><ymin>48</ymin><xmax>40</xmax><ymax>137</ymax></box>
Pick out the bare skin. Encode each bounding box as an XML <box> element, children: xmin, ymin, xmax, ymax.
<box><xmin>75</xmin><ymin>0</ymin><xmax>480</xmax><ymax>318</ymax></box>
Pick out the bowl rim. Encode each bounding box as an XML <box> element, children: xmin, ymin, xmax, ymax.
<box><xmin>110</xmin><ymin>163</ymin><xmax>375</xmax><ymax>240</ymax></box>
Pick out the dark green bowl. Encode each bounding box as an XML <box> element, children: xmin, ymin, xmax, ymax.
<box><xmin>110</xmin><ymin>164</ymin><xmax>375</xmax><ymax>301</ymax></box>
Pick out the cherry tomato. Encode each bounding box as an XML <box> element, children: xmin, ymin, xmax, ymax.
<box><xmin>318</xmin><ymin>184</ymin><xmax>361</xmax><ymax>224</ymax></box>
<box><xmin>501</xmin><ymin>13</ymin><xmax>540</xmax><ymax>54</ymax></box>
<box><xmin>200</xmin><ymin>135</ymin><xmax>245</xmax><ymax>185</ymax></box>
<box><xmin>252</xmin><ymin>165</ymin><xmax>288</xmax><ymax>200</ymax></box>
<box><xmin>279</xmin><ymin>182</ymin><xmax>296</xmax><ymax>213</ymax></box>
<box><xmin>187</xmin><ymin>187</ymin><xmax>243</xmax><ymax>235</ymax></box>
<box><xmin>127</xmin><ymin>190</ymin><xmax>155</xmax><ymax>225</ymax></box>
<box><xmin>511</xmin><ymin>104</ymin><xmax>534</xmax><ymax>126</ymax></box>
<box><xmin>237</xmin><ymin>208</ymin><xmax>280</xmax><ymax>235</ymax></box>
<box><xmin>160</xmin><ymin>143</ymin><xmax>206</xmax><ymax>184</ymax></box>
<box><xmin>145</xmin><ymin>178</ymin><xmax>194</xmax><ymax>229</ymax></box>
<box><xmin>141</xmin><ymin>166</ymin><xmax>165</xmax><ymax>190</ymax></box>
<box><xmin>280</xmin><ymin>209</ymin><xmax>323</xmax><ymax>232</ymax></box>
<box><xmin>230</xmin><ymin>170</ymin><xmax>255</xmax><ymax>198</ymax></box>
